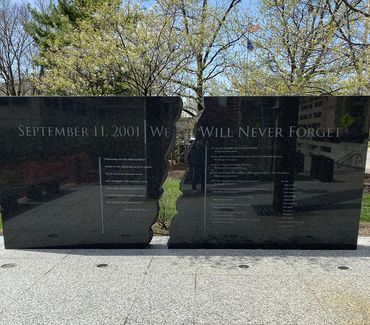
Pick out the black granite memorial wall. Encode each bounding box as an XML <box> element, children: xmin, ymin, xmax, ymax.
<box><xmin>1</xmin><ymin>96</ymin><xmax>369</xmax><ymax>250</ymax></box>
<box><xmin>0</xmin><ymin>97</ymin><xmax>181</xmax><ymax>248</ymax></box>
<box><xmin>168</xmin><ymin>96</ymin><xmax>370</xmax><ymax>249</ymax></box>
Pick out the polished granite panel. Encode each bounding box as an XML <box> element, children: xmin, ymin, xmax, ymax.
<box><xmin>0</xmin><ymin>97</ymin><xmax>181</xmax><ymax>248</ymax></box>
<box><xmin>169</xmin><ymin>96</ymin><xmax>370</xmax><ymax>249</ymax></box>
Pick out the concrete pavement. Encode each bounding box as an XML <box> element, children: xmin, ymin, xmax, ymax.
<box><xmin>0</xmin><ymin>236</ymin><xmax>370</xmax><ymax>324</ymax></box>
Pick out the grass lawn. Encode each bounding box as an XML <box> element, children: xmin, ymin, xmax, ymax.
<box><xmin>155</xmin><ymin>178</ymin><xmax>182</xmax><ymax>233</ymax></box>
<box><xmin>361</xmin><ymin>194</ymin><xmax>370</xmax><ymax>223</ymax></box>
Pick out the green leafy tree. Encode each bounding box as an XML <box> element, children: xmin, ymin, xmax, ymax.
<box><xmin>31</xmin><ymin>2</ymin><xmax>127</xmax><ymax>95</ymax></box>
<box><xmin>230</xmin><ymin>0</ymin><xmax>368</xmax><ymax>95</ymax></box>
<box><xmin>26</xmin><ymin>0</ymin><xmax>116</xmax><ymax>91</ymax></box>
<box><xmin>32</xmin><ymin>1</ymin><xmax>188</xmax><ymax>95</ymax></box>
<box><xmin>26</xmin><ymin>0</ymin><xmax>113</xmax><ymax>54</ymax></box>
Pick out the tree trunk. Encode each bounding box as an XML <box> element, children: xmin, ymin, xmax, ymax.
<box><xmin>196</xmin><ymin>57</ymin><xmax>204</xmax><ymax>111</ymax></box>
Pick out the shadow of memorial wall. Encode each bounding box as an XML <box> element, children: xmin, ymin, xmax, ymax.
<box><xmin>0</xmin><ymin>97</ymin><xmax>181</xmax><ymax>248</ymax></box>
<box><xmin>168</xmin><ymin>96</ymin><xmax>370</xmax><ymax>249</ymax></box>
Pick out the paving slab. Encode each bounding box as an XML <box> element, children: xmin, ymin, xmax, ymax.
<box><xmin>284</xmin><ymin>242</ymin><xmax>370</xmax><ymax>277</ymax></box>
<box><xmin>194</xmin><ymin>274</ymin><xmax>334</xmax><ymax>325</ymax></box>
<box><xmin>287</xmin><ymin>255</ymin><xmax>370</xmax><ymax>277</ymax></box>
<box><xmin>0</xmin><ymin>251</ymin><xmax>147</xmax><ymax>325</ymax></box>
<box><xmin>196</xmin><ymin>254</ymin><xmax>298</xmax><ymax>276</ymax></box>
<box><xmin>0</xmin><ymin>258</ymin><xmax>61</xmax><ymax>312</ymax></box>
<box><xmin>148</xmin><ymin>255</ymin><xmax>198</xmax><ymax>275</ymax></box>
<box><xmin>0</xmin><ymin>235</ymin><xmax>369</xmax><ymax>325</ymax></box>
<box><xmin>126</xmin><ymin>274</ymin><xmax>195</xmax><ymax>325</ymax></box>
<box><xmin>55</xmin><ymin>252</ymin><xmax>154</xmax><ymax>276</ymax></box>
<box><xmin>0</xmin><ymin>271</ymin><xmax>145</xmax><ymax>325</ymax></box>
<box><xmin>301</xmin><ymin>274</ymin><xmax>370</xmax><ymax>325</ymax></box>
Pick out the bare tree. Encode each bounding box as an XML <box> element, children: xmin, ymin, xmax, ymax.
<box><xmin>340</xmin><ymin>0</ymin><xmax>369</xmax><ymax>17</ymax></box>
<box><xmin>111</xmin><ymin>3</ymin><xmax>191</xmax><ymax>96</ymax></box>
<box><xmin>158</xmin><ymin>0</ymin><xmax>247</xmax><ymax>111</ymax></box>
<box><xmin>0</xmin><ymin>0</ymin><xmax>34</xmax><ymax>96</ymax></box>
<box><xmin>326</xmin><ymin>0</ymin><xmax>369</xmax><ymax>94</ymax></box>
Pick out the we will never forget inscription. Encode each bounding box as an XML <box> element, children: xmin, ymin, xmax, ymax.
<box><xmin>0</xmin><ymin>97</ymin><xmax>181</xmax><ymax>249</ymax></box>
<box><xmin>169</xmin><ymin>96</ymin><xmax>370</xmax><ymax>249</ymax></box>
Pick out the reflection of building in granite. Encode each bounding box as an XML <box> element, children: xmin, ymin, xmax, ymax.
<box><xmin>169</xmin><ymin>96</ymin><xmax>370</xmax><ymax>249</ymax></box>
<box><xmin>204</xmin><ymin>97</ymin><xmax>278</xmax><ymax>183</ymax></box>
<box><xmin>296</xmin><ymin>97</ymin><xmax>370</xmax><ymax>173</ymax></box>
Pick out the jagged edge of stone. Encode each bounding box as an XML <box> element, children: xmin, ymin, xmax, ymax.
<box><xmin>148</xmin><ymin>98</ymin><xmax>183</xmax><ymax>242</ymax></box>
<box><xmin>168</xmin><ymin>104</ymin><xmax>204</xmax><ymax>242</ymax></box>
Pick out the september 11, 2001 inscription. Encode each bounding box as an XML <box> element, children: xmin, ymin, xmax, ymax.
<box><xmin>0</xmin><ymin>97</ymin><xmax>181</xmax><ymax>249</ymax></box>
